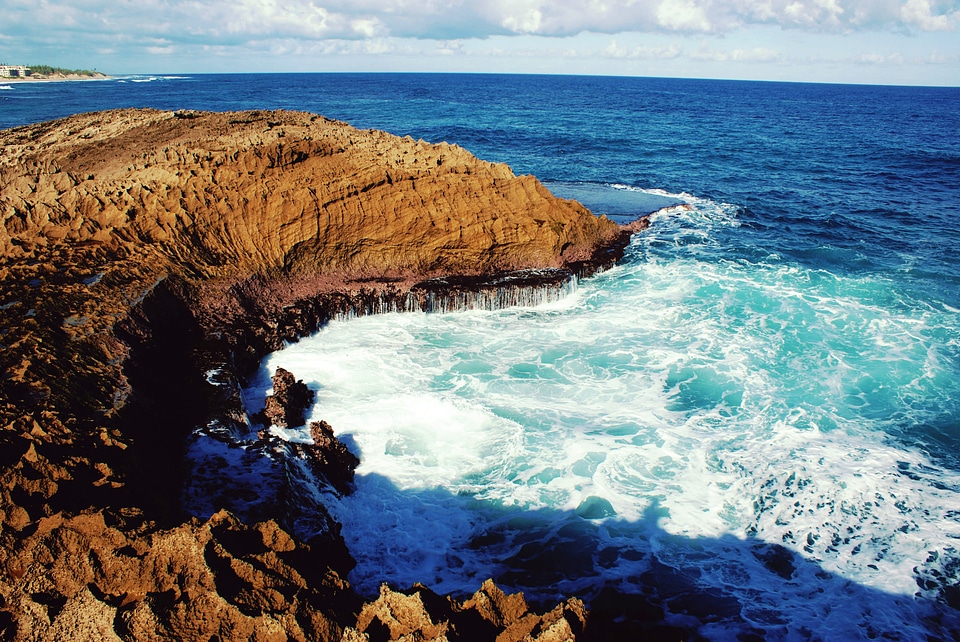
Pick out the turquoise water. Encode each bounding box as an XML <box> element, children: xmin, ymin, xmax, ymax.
<box><xmin>6</xmin><ymin>73</ymin><xmax>959</xmax><ymax>640</ymax></box>
<box><xmin>254</xmin><ymin>192</ymin><xmax>960</xmax><ymax>640</ymax></box>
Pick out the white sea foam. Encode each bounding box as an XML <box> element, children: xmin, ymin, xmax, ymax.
<box><xmin>248</xmin><ymin>193</ymin><xmax>960</xmax><ymax>639</ymax></box>
<box><xmin>0</xmin><ymin>85</ymin><xmax>13</xmax><ymax>91</ymax></box>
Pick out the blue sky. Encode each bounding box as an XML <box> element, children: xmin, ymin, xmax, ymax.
<box><xmin>2</xmin><ymin>0</ymin><xmax>958</xmax><ymax>86</ymax></box>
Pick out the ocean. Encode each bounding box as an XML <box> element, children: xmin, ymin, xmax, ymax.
<box><xmin>4</xmin><ymin>73</ymin><xmax>959</xmax><ymax>640</ymax></box>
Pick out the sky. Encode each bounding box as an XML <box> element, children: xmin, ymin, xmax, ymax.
<box><xmin>1</xmin><ymin>0</ymin><xmax>958</xmax><ymax>86</ymax></box>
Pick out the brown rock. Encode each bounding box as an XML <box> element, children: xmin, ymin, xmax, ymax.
<box><xmin>302</xmin><ymin>420</ymin><xmax>360</xmax><ymax>496</ymax></box>
<box><xmin>344</xmin><ymin>580</ymin><xmax>587</xmax><ymax>642</ymax></box>
<box><xmin>0</xmin><ymin>509</ymin><xmax>357</xmax><ymax>641</ymax></box>
<box><xmin>257</xmin><ymin>367</ymin><xmax>315</xmax><ymax>428</ymax></box>
<box><xmin>0</xmin><ymin>108</ymin><xmax>622</xmax><ymax>283</ymax></box>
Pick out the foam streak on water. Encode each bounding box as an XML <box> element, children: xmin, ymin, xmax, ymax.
<box><xmin>249</xmin><ymin>193</ymin><xmax>960</xmax><ymax>639</ymax></box>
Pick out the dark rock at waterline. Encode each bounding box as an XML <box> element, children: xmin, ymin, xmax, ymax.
<box><xmin>295</xmin><ymin>420</ymin><xmax>360</xmax><ymax>496</ymax></box>
<box><xmin>252</xmin><ymin>365</ymin><xmax>358</xmax><ymax>495</ymax></box>
<box><xmin>255</xmin><ymin>367</ymin><xmax>315</xmax><ymax>428</ymax></box>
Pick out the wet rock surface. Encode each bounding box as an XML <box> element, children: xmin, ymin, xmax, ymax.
<box><xmin>0</xmin><ymin>109</ymin><xmax>674</xmax><ymax>639</ymax></box>
<box><xmin>255</xmin><ymin>367</ymin><xmax>315</xmax><ymax>429</ymax></box>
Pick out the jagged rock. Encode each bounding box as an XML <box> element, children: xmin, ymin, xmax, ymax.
<box><xmin>343</xmin><ymin>580</ymin><xmax>587</xmax><ymax>642</ymax></box>
<box><xmin>301</xmin><ymin>420</ymin><xmax>360</xmax><ymax>496</ymax></box>
<box><xmin>257</xmin><ymin>367</ymin><xmax>315</xmax><ymax>428</ymax></box>
<box><xmin>0</xmin><ymin>510</ymin><xmax>357</xmax><ymax>641</ymax></box>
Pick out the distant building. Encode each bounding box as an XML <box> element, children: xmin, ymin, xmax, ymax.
<box><xmin>0</xmin><ymin>65</ymin><xmax>32</xmax><ymax>78</ymax></box>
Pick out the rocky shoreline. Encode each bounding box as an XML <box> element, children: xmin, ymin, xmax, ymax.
<box><xmin>0</xmin><ymin>108</ymin><xmax>689</xmax><ymax>640</ymax></box>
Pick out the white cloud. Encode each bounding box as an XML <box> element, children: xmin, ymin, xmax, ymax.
<box><xmin>603</xmin><ymin>39</ymin><xmax>684</xmax><ymax>58</ymax></box>
<box><xmin>0</xmin><ymin>0</ymin><xmax>956</xmax><ymax>86</ymax></box>
<box><xmin>691</xmin><ymin>44</ymin><xmax>783</xmax><ymax>61</ymax></box>
<box><xmin>854</xmin><ymin>51</ymin><xmax>906</xmax><ymax>64</ymax></box>
<box><xmin>436</xmin><ymin>40</ymin><xmax>466</xmax><ymax>55</ymax></box>
<box><xmin>900</xmin><ymin>0</ymin><xmax>957</xmax><ymax>30</ymax></box>
<box><xmin>2</xmin><ymin>0</ymin><xmax>957</xmax><ymax>50</ymax></box>
<box><xmin>782</xmin><ymin>0</ymin><xmax>845</xmax><ymax>28</ymax></box>
<box><xmin>500</xmin><ymin>5</ymin><xmax>545</xmax><ymax>33</ymax></box>
<box><xmin>922</xmin><ymin>50</ymin><xmax>955</xmax><ymax>63</ymax></box>
<box><xmin>657</xmin><ymin>0</ymin><xmax>714</xmax><ymax>31</ymax></box>
<box><xmin>351</xmin><ymin>18</ymin><xmax>385</xmax><ymax>38</ymax></box>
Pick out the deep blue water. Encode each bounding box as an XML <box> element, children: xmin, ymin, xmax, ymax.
<box><xmin>5</xmin><ymin>74</ymin><xmax>960</xmax><ymax>640</ymax></box>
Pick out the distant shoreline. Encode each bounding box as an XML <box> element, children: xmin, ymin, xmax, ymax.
<box><xmin>1</xmin><ymin>72</ymin><xmax>111</xmax><ymax>83</ymax></box>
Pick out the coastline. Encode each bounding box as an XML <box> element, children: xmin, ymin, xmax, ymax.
<box><xmin>3</xmin><ymin>78</ymin><xmax>957</xmax><ymax>640</ymax></box>
<box><xmin>0</xmin><ymin>107</ymin><xmax>663</xmax><ymax>641</ymax></box>
<box><xmin>1</xmin><ymin>72</ymin><xmax>111</xmax><ymax>83</ymax></box>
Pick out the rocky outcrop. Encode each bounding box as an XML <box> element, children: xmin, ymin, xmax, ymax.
<box><xmin>300</xmin><ymin>420</ymin><xmax>360</xmax><ymax>497</ymax></box>
<box><xmin>2</xmin><ymin>509</ymin><xmax>358</xmax><ymax>641</ymax></box>
<box><xmin>343</xmin><ymin>579</ymin><xmax>588</xmax><ymax>642</ymax></box>
<box><xmin>0</xmin><ymin>109</ymin><xmax>654</xmax><ymax>640</ymax></box>
<box><xmin>0</xmin><ymin>108</ymin><xmax>623</xmax><ymax>279</ymax></box>
<box><xmin>256</xmin><ymin>367</ymin><xmax>315</xmax><ymax>429</ymax></box>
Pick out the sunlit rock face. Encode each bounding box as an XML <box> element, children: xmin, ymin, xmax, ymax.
<box><xmin>0</xmin><ymin>107</ymin><xmax>621</xmax><ymax>280</ymax></box>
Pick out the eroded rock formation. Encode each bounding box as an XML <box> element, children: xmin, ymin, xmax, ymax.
<box><xmin>343</xmin><ymin>579</ymin><xmax>588</xmax><ymax>642</ymax></box>
<box><xmin>0</xmin><ymin>108</ymin><xmax>655</xmax><ymax>640</ymax></box>
<box><xmin>256</xmin><ymin>367</ymin><xmax>315</xmax><ymax>429</ymax></box>
<box><xmin>0</xmin><ymin>108</ymin><xmax>622</xmax><ymax>277</ymax></box>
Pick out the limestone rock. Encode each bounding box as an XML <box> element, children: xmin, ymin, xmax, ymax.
<box><xmin>0</xmin><ymin>108</ymin><xmax>623</xmax><ymax>282</ymax></box>
<box><xmin>343</xmin><ymin>580</ymin><xmax>587</xmax><ymax>642</ymax></box>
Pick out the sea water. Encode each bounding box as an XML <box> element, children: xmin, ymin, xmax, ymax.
<box><xmin>5</xmin><ymin>74</ymin><xmax>959</xmax><ymax>639</ymax></box>
<box><xmin>254</xmin><ymin>191</ymin><xmax>960</xmax><ymax>639</ymax></box>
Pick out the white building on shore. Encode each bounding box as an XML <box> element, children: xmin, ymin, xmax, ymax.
<box><xmin>0</xmin><ymin>65</ymin><xmax>32</xmax><ymax>78</ymax></box>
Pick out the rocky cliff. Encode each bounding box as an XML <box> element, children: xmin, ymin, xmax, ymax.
<box><xmin>0</xmin><ymin>109</ymin><xmax>665</xmax><ymax>640</ymax></box>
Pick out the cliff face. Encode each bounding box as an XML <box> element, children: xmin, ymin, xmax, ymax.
<box><xmin>0</xmin><ymin>109</ymin><xmax>643</xmax><ymax>640</ymax></box>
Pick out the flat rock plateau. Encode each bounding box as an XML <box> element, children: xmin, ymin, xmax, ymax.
<box><xmin>0</xmin><ymin>108</ymin><xmax>674</xmax><ymax>641</ymax></box>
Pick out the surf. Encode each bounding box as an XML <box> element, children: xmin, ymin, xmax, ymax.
<box><xmin>245</xmin><ymin>187</ymin><xmax>960</xmax><ymax>639</ymax></box>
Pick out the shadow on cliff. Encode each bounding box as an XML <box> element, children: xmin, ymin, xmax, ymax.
<box><xmin>330</xmin><ymin>470</ymin><xmax>960</xmax><ymax>641</ymax></box>
<box><xmin>113</xmin><ymin>278</ymin><xmax>211</xmax><ymax>526</ymax></box>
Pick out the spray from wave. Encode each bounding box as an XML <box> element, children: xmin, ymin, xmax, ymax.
<box><xmin>246</xmin><ymin>187</ymin><xmax>960</xmax><ymax>639</ymax></box>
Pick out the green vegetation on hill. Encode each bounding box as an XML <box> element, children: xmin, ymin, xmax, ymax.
<box><xmin>28</xmin><ymin>65</ymin><xmax>101</xmax><ymax>76</ymax></box>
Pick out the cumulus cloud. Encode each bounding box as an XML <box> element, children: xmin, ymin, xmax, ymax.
<box><xmin>656</xmin><ymin>0</ymin><xmax>713</xmax><ymax>31</ymax></box>
<box><xmin>0</xmin><ymin>0</ymin><xmax>960</xmax><ymax>76</ymax></box>
<box><xmin>782</xmin><ymin>0</ymin><xmax>846</xmax><ymax>29</ymax></box>
<box><xmin>900</xmin><ymin>0</ymin><xmax>957</xmax><ymax>30</ymax></box>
